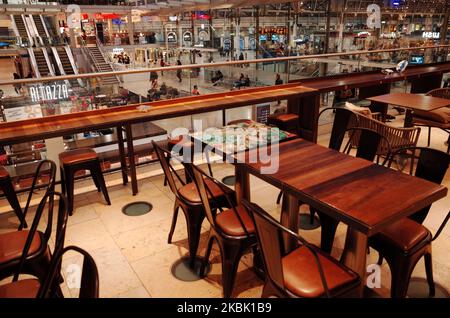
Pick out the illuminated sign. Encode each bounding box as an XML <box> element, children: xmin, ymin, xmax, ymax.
<box><xmin>29</xmin><ymin>84</ymin><xmax>69</xmax><ymax>103</ymax></box>
<box><xmin>169</xmin><ymin>16</ymin><xmax>178</xmax><ymax>22</ymax></box>
<box><xmin>422</xmin><ymin>32</ymin><xmax>440</xmax><ymax>39</ymax></box>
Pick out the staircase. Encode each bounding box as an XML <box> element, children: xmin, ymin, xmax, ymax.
<box><xmin>32</xmin><ymin>15</ymin><xmax>47</xmax><ymax>38</ymax></box>
<box><xmin>86</xmin><ymin>46</ymin><xmax>119</xmax><ymax>85</ymax></box>
<box><xmin>33</xmin><ymin>49</ymin><xmax>51</xmax><ymax>77</ymax></box>
<box><xmin>13</xmin><ymin>15</ymin><xmax>28</xmax><ymax>39</ymax></box>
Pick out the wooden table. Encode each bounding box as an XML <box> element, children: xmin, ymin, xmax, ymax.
<box><xmin>0</xmin><ymin>84</ymin><xmax>316</xmax><ymax>195</ymax></box>
<box><xmin>367</xmin><ymin>93</ymin><xmax>450</xmax><ymax>127</ymax></box>
<box><xmin>234</xmin><ymin>138</ymin><xmax>447</xmax><ymax>296</ymax></box>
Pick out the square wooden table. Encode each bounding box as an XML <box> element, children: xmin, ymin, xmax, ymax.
<box><xmin>234</xmin><ymin>138</ymin><xmax>447</xmax><ymax>296</ymax></box>
<box><xmin>367</xmin><ymin>93</ymin><xmax>450</xmax><ymax>127</ymax></box>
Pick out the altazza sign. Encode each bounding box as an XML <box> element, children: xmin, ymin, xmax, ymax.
<box><xmin>29</xmin><ymin>84</ymin><xmax>69</xmax><ymax>103</ymax></box>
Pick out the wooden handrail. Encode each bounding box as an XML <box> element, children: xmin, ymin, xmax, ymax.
<box><xmin>1</xmin><ymin>44</ymin><xmax>449</xmax><ymax>86</ymax></box>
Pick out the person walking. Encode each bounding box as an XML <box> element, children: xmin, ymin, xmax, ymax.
<box><xmin>160</xmin><ymin>58</ymin><xmax>165</xmax><ymax>76</ymax></box>
<box><xmin>176</xmin><ymin>59</ymin><xmax>182</xmax><ymax>83</ymax></box>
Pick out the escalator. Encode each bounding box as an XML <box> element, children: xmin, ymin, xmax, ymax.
<box><xmin>33</xmin><ymin>49</ymin><xmax>53</xmax><ymax>77</ymax></box>
<box><xmin>12</xmin><ymin>15</ymin><xmax>32</xmax><ymax>46</ymax></box>
<box><xmin>54</xmin><ymin>46</ymin><xmax>82</xmax><ymax>87</ymax></box>
<box><xmin>32</xmin><ymin>15</ymin><xmax>49</xmax><ymax>45</ymax></box>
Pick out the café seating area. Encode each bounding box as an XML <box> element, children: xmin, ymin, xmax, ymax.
<box><xmin>0</xmin><ymin>59</ymin><xmax>450</xmax><ymax>298</ymax></box>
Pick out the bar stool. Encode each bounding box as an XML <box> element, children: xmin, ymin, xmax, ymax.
<box><xmin>267</xmin><ymin>113</ymin><xmax>300</xmax><ymax>134</ymax></box>
<box><xmin>59</xmin><ymin>148</ymin><xmax>111</xmax><ymax>215</ymax></box>
<box><xmin>0</xmin><ymin>166</ymin><xmax>25</xmax><ymax>227</ymax></box>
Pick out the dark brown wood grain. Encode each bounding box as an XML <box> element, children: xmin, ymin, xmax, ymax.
<box><xmin>241</xmin><ymin>139</ymin><xmax>447</xmax><ymax>235</ymax></box>
<box><xmin>367</xmin><ymin>93</ymin><xmax>450</xmax><ymax>112</ymax></box>
<box><xmin>0</xmin><ymin>85</ymin><xmax>316</xmax><ymax>146</ymax></box>
<box><xmin>291</xmin><ymin>62</ymin><xmax>450</xmax><ymax>92</ymax></box>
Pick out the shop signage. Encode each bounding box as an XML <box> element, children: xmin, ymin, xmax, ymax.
<box><xmin>169</xmin><ymin>16</ymin><xmax>178</xmax><ymax>22</ymax></box>
<box><xmin>112</xmin><ymin>47</ymin><xmax>124</xmax><ymax>54</ymax></box>
<box><xmin>422</xmin><ymin>32</ymin><xmax>440</xmax><ymax>39</ymax></box>
<box><xmin>192</xmin><ymin>12</ymin><xmax>210</xmax><ymax>20</ymax></box>
<box><xmin>29</xmin><ymin>84</ymin><xmax>69</xmax><ymax>103</ymax></box>
<box><xmin>95</xmin><ymin>13</ymin><xmax>120</xmax><ymax>20</ymax></box>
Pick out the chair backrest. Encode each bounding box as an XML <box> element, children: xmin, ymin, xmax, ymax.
<box><xmin>19</xmin><ymin>160</ymin><xmax>57</xmax><ymax>231</ymax></box>
<box><xmin>341</xmin><ymin>127</ymin><xmax>391</xmax><ymax>163</ymax></box>
<box><xmin>355</xmin><ymin>113</ymin><xmax>420</xmax><ymax>155</ymax></box>
<box><xmin>318</xmin><ymin>107</ymin><xmax>358</xmax><ymax>151</ymax></box>
<box><xmin>38</xmin><ymin>246</ymin><xmax>99</xmax><ymax>298</ymax></box>
<box><xmin>13</xmin><ymin>191</ymin><xmax>69</xmax><ymax>282</ymax></box>
<box><xmin>388</xmin><ymin>147</ymin><xmax>450</xmax><ymax>224</ymax></box>
<box><xmin>242</xmin><ymin>200</ymin><xmax>331</xmax><ymax>297</ymax></box>
<box><xmin>152</xmin><ymin>140</ymin><xmax>188</xmax><ymax>201</ymax></box>
<box><xmin>188</xmin><ymin>162</ymin><xmax>250</xmax><ymax>238</ymax></box>
<box><xmin>426</xmin><ymin>88</ymin><xmax>450</xmax><ymax>99</ymax></box>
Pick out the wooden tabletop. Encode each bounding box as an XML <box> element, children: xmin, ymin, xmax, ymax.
<box><xmin>293</xmin><ymin>62</ymin><xmax>450</xmax><ymax>92</ymax></box>
<box><xmin>0</xmin><ymin>84</ymin><xmax>316</xmax><ymax>146</ymax></box>
<box><xmin>367</xmin><ymin>93</ymin><xmax>450</xmax><ymax>112</ymax></box>
<box><xmin>241</xmin><ymin>138</ymin><xmax>447</xmax><ymax>235</ymax></box>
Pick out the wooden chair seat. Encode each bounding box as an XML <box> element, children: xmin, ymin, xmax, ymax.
<box><xmin>282</xmin><ymin>245</ymin><xmax>359</xmax><ymax>298</ymax></box>
<box><xmin>413</xmin><ymin>113</ymin><xmax>450</xmax><ymax>127</ymax></box>
<box><xmin>178</xmin><ymin>179</ymin><xmax>233</xmax><ymax>203</ymax></box>
<box><xmin>0</xmin><ymin>167</ymin><xmax>9</xmax><ymax>179</ymax></box>
<box><xmin>168</xmin><ymin>137</ymin><xmax>194</xmax><ymax>151</ymax></box>
<box><xmin>0</xmin><ymin>278</ymin><xmax>40</xmax><ymax>298</ymax></box>
<box><xmin>59</xmin><ymin>148</ymin><xmax>98</xmax><ymax>165</ymax></box>
<box><xmin>215</xmin><ymin>205</ymin><xmax>255</xmax><ymax>236</ymax></box>
<box><xmin>268</xmin><ymin>113</ymin><xmax>299</xmax><ymax>123</ymax></box>
<box><xmin>371</xmin><ymin>218</ymin><xmax>431</xmax><ymax>252</ymax></box>
<box><xmin>0</xmin><ymin>230</ymin><xmax>44</xmax><ymax>264</ymax></box>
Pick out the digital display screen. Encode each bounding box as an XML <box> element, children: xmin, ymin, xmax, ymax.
<box><xmin>259</xmin><ymin>35</ymin><xmax>267</xmax><ymax>41</ymax></box>
<box><xmin>410</xmin><ymin>55</ymin><xmax>424</xmax><ymax>64</ymax></box>
<box><xmin>271</xmin><ymin>34</ymin><xmax>279</xmax><ymax>41</ymax></box>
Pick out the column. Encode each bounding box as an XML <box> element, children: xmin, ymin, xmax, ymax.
<box><xmin>127</xmin><ymin>12</ymin><xmax>134</xmax><ymax>45</ymax></box>
<box><xmin>440</xmin><ymin>10</ymin><xmax>449</xmax><ymax>44</ymax></box>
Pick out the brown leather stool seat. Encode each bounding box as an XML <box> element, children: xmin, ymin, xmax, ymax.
<box><xmin>282</xmin><ymin>245</ymin><xmax>359</xmax><ymax>298</ymax></box>
<box><xmin>215</xmin><ymin>205</ymin><xmax>255</xmax><ymax>236</ymax></box>
<box><xmin>59</xmin><ymin>148</ymin><xmax>111</xmax><ymax>215</ymax></box>
<box><xmin>178</xmin><ymin>179</ymin><xmax>233</xmax><ymax>203</ymax></box>
<box><xmin>0</xmin><ymin>230</ymin><xmax>43</xmax><ymax>264</ymax></box>
<box><xmin>372</xmin><ymin>218</ymin><xmax>431</xmax><ymax>252</ymax></box>
<box><xmin>0</xmin><ymin>278</ymin><xmax>40</xmax><ymax>298</ymax></box>
<box><xmin>59</xmin><ymin>148</ymin><xmax>98</xmax><ymax>165</ymax></box>
<box><xmin>267</xmin><ymin>113</ymin><xmax>300</xmax><ymax>134</ymax></box>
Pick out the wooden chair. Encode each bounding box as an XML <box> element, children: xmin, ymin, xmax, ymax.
<box><xmin>369</xmin><ymin>147</ymin><xmax>450</xmax><ymax>298</ymax></box>
<box><xmin>152</xmin><ymin>141</ymin><xmax>234</xmax><ymax>267</ymax></box>
<box><xmin>1</xmin><ymin>160</ymin><xmax>56</xmax><ymax>229</ymax></box>
<box><xmin>188</xmin><ymin>162</ymin><xmax>256</xmax><ymax>298</ymax></box>
<box><xmin>242</xmin><ymin>200</ymin><xmax>360</xmax><ymax>298</ymax></box>
<box><xmin>412</xmin><ymin>88</ymin><xmax>450</xmax><ymax>152</ymax></box>
<box><xmin>0</xmin><ymin>191</ymin><xmax>69</xmax><ymax>297</ymax></box>
<box><xmin>37</xmin><ymin>246</ymin><xmax>99</xmax><ymax>298</ymax></box>
<box><xmin>164</xmin><ymin>135</ymin><xmax>213</xmax><ymax>186</ymax></box>
<box><xmin>352</xmin><ymin>112</ymin><xmax>421</xmax><ymax>170</ymax></box>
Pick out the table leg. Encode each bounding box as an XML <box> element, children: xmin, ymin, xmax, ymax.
<box><xmin>404</xmin><ymin>109</ymin><xmax>413</xmax><ymax>128</ymax></box>
<box><xmin>116</xmin><ymin>126</ymin><xmax>128</xmax><ymax>186</ymax></box>
<box><xmin>125</xmin><ymin>124</ymin><xmax>138</xmax><ymax>195</ymax></box>
<box><xmin>234</xmin><ymin>164</ymin><xmax>250</xmax><ymax>205</ymax></box>
<box><xmin>340</xmin><ymin>228</ymin><xmax>368</xmax><ymax>297</ymax></box>
<box><xmin>280</xmin><ymin>193</ymin><xmax>299</xmax><ymax>253</ymax></box>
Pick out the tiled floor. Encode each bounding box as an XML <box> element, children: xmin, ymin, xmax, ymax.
<box><xmin>0</xmin><ymin>112</ymin><xmax>449</xmax><ymax>298</ymax></box>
